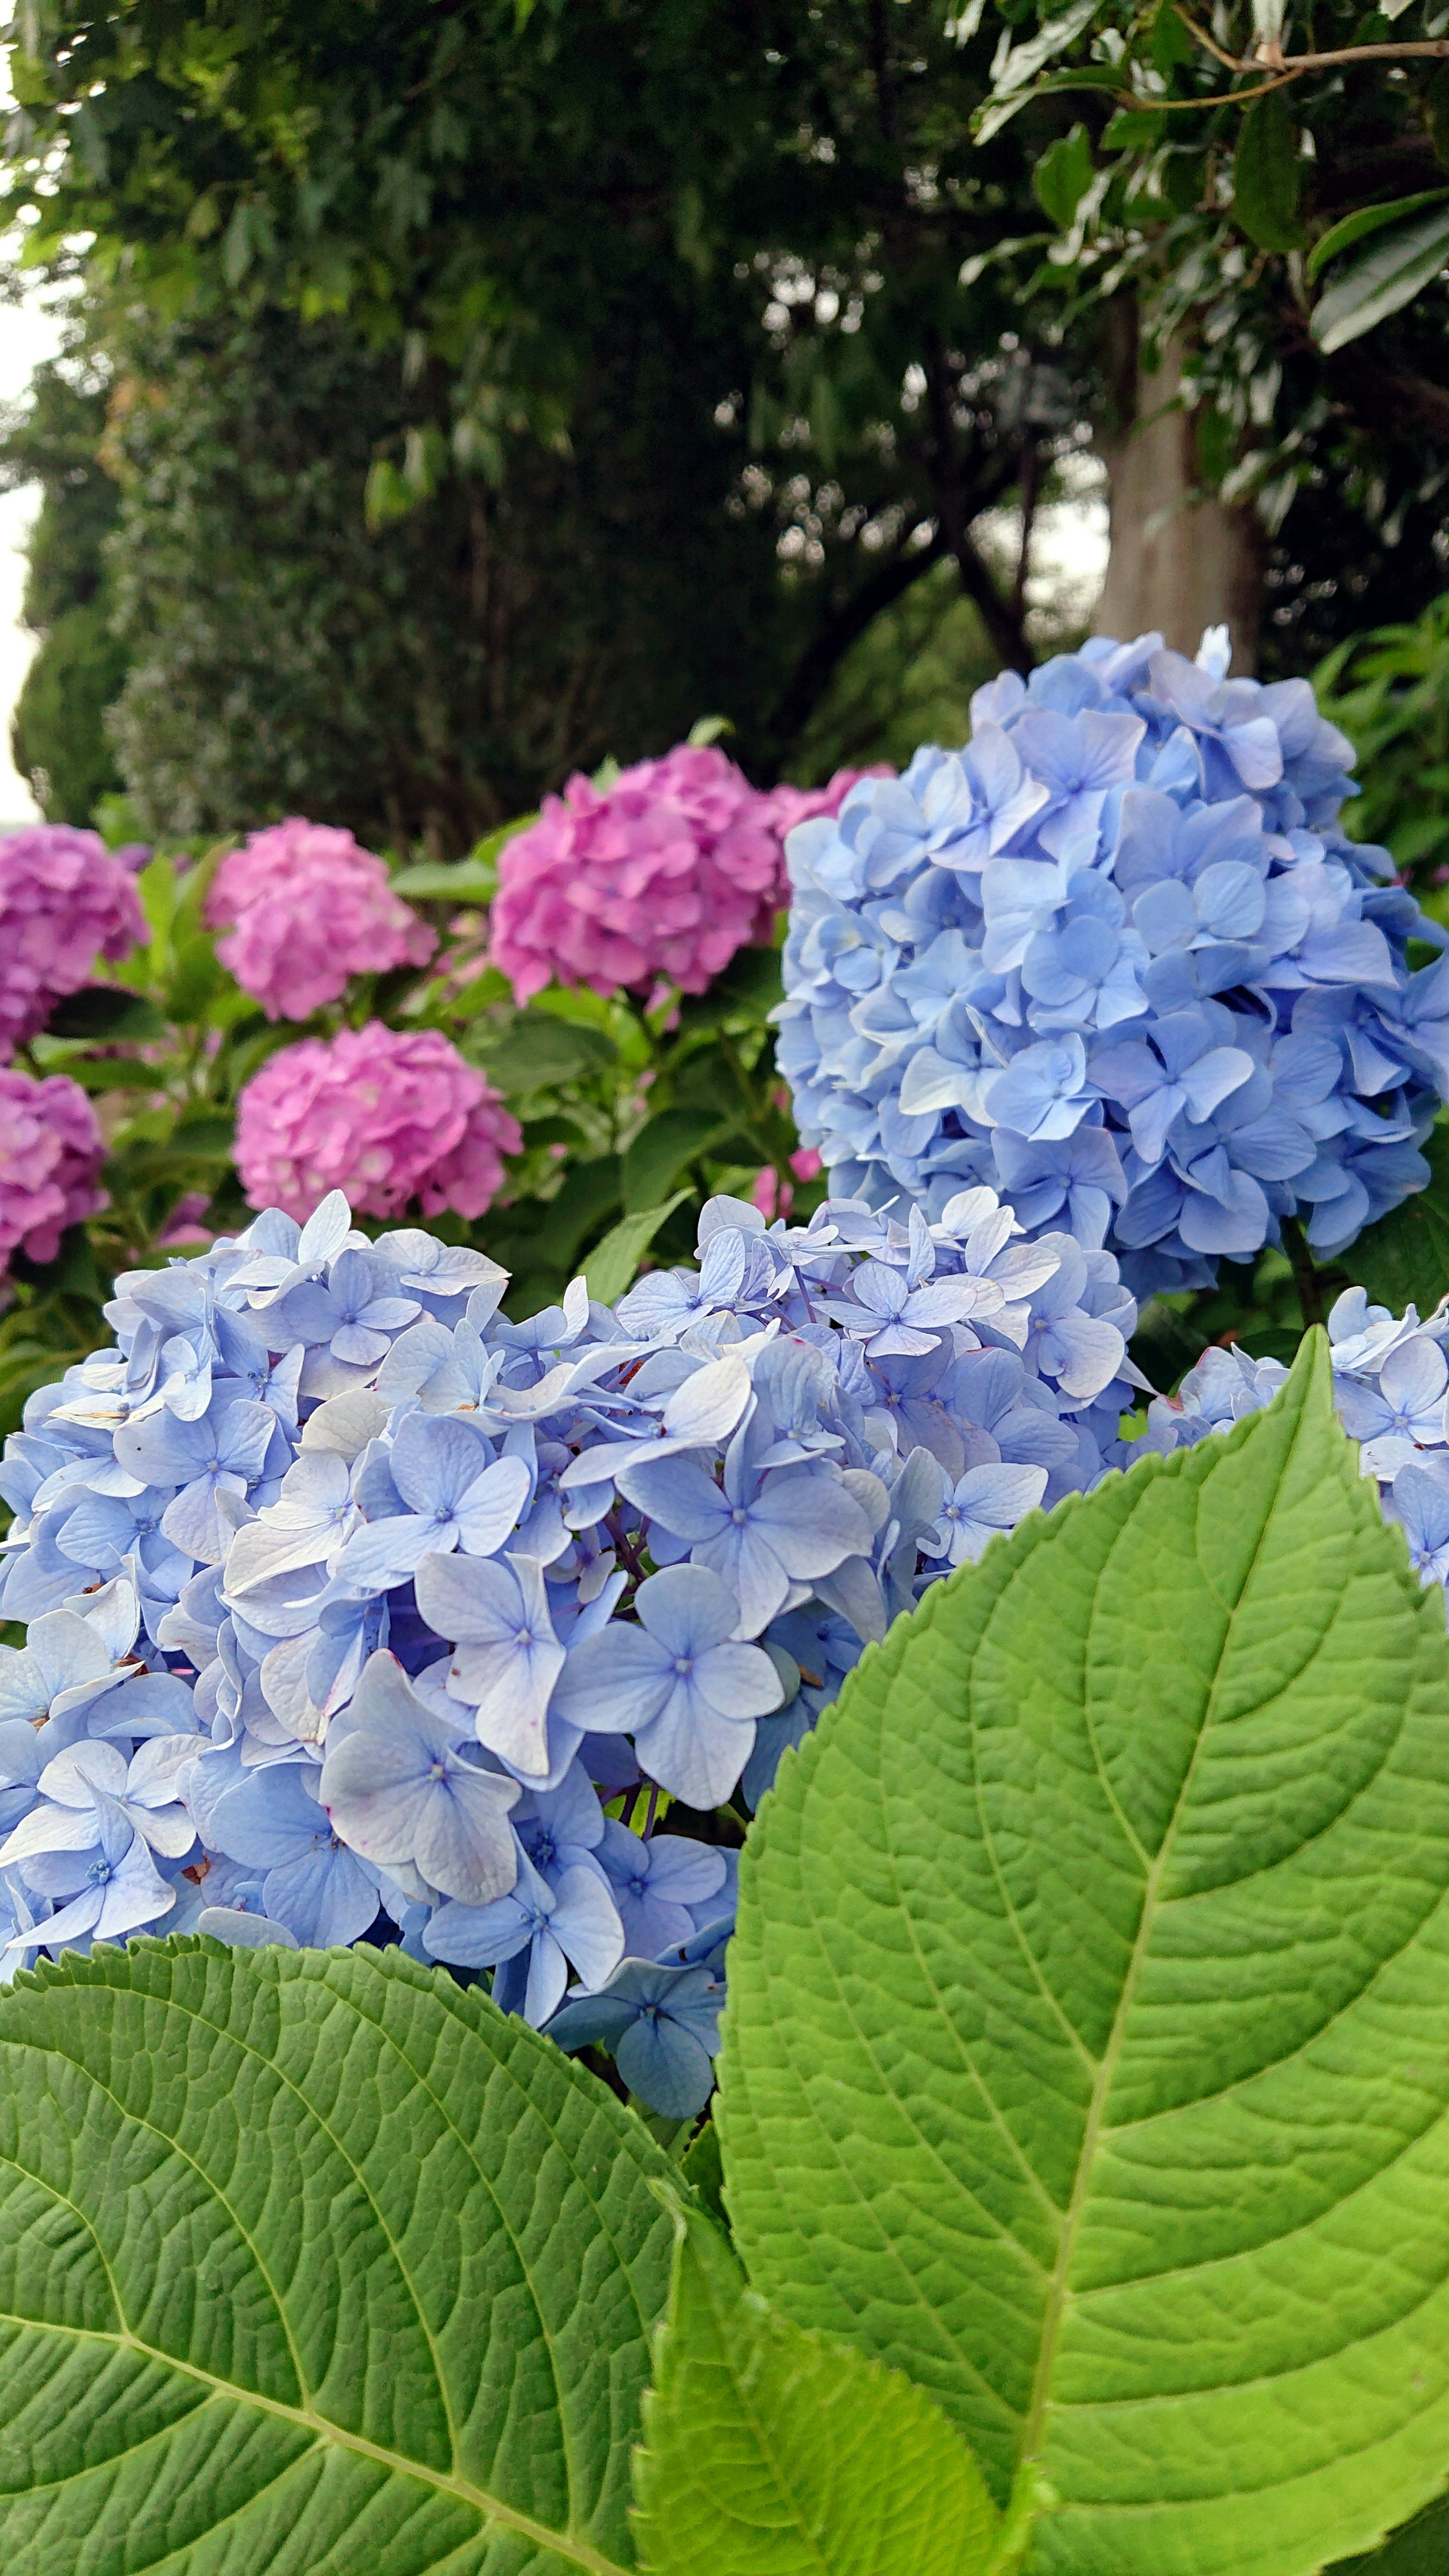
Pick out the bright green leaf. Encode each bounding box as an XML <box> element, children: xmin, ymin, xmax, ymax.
<box><xmin>1231</xmin><ymin>92</ymin><xmax>1303</xmax><ymax>253</ymax></box>
<box><xmin>1034</xmin><ymin>124</ymin><xmax>1094</xmax><ymax>230</ymax></box>
<box><xmin>390</xmin><ymin>860</ymin><xmax>500</xmax><ymax>901</ymax></box>
<box><xmin>584</xmin><ymin>1191</ymin><xmax>692</xmax><ymax>1304</ymax></box>
<box><xmin>634</xmin><ymin>2200</ymin><xmax>1010</xmax><ymax>2576</ymax></box>
<box><xmin>1312</xmin><ymin>201</ymin><xmax>1449</xmax><ymax>352</ymax></box>
<box><xmin>1338</xmin><ymin>1119</ymin><xmax>1449</xmax><ymax>1316</ymax></box>
<box><xmin>1308</xmin><ymin>188</ymin><xmax>1449</xmax><ymax>284</ymax></box>
<box><xmin>719</xmin><ymin>1333</ymin><xmax>1449</xmax><ymax>2576</ymax></box>
<box><xmin>0</xmin><ymin>1938</ymin><xmax>678</xmax><ymax>2575</ymax></box>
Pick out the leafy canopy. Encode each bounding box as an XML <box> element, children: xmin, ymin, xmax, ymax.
<box><xmin>719</xmin><ymin>1329</ymin><xmax>1449</xmax><ymax>2574</ymax></box>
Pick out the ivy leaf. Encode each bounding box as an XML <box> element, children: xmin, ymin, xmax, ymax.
<box><xmin>633</xmin><ymin>2199</ymin><xmax>1018</xmax><ymax>2576</ymax></box>
<box><xmin>718</xmin><ymin>1332</ymin><xmax>1449</xmax><ymax>2576</ymax></box>
<box><xmin>1312</xmin><ymin>199</ymin><xmax>1449</xmax><ymax>352</ymax></box>
<box><xmin>0</xmin><ymin>1938</ymin><xmax>678</xmax><ymax>2575</ymax></box>
<box><xmin>1338</xmin><ymin>1118</ymin><xmax>1449</xmax><ymax>1316</ymax></box>
<box><xmin>584</xmin><ymin>1191</ymin><xmax>693</xmax><ymax>1304</ymax></box>
<box><xmin>1231</xmin><ymin>92</ymin><xmax>1303</xmax><ymax>252</ymax></box>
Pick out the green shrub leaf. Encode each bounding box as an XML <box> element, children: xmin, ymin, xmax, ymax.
<box><xmin>0</xmin><ymin>1938</ymin><xmax>679</xmax><ymax>2575</ymax></box>
<box><xmin>719</xmin><ymin>1332</ymin><xmax>1449</xmax><ymax>2576</ymax></box>
<box><xmin>584</xmin><ymin>1192</ymin><xmax>693</xmax><ymax>1304</ymax></box>
<box><xmin>1311</xmin><ymin>199</ymin><xmax>1449</xmax><ymax>351</ymax></box>
<box><xmin>1338</xmin><ymin>1118</ymin><xmax>1449</xmax><ymax>1316</ymax></box>
<box><xmin>634</xmin><ymin>2199</ymin><xmax>1010</xmax><ymax>2576</ymax></box>
<box><xmin>1231</xmin><ymin>94</ymin><xmax>1303</xmax><ymax>253</ymax></box>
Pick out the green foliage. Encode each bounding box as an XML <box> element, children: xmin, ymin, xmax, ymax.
<box><xmin>1337</xmin><ymin>1121</ymin><xmax>1449</xmax><ymax>1318</ymax></box>
<box><xmin>975</xmin><ymin>0</ymin><xmax>1449</xmax><ymax>614</ymax></box>
<box><xmin>0</xmin><ymin>0</ymin><xmax>1097</xmax><ymax>808</ymax></box>
<box><xmin>0</xmin><ymin>354</ymin><xmax>127</xmax><ymax>823</ymax></box>
<box><xmin>1314</xmin><ymin>596</ymin><xmax>1449</xmax><ymax>896</ymax></box>
<box><xmin>718</xmin><ymin>1335</ymin><xmax>1449</xmax><ymax>2571</ymax></box>
<box><xmin>0</xmin><ymin>1938</ymin><xmax>679</xmax><ymax>2573</ymax></box>
<box><xmin>1312</xmin><ymin>198</ymin><xmax>1449</xmax><ymax>354</ymax></box>
<box><xmin>1231</xmin><ymin>93</ymin><xmax>1303</xmax><ymax>254</ymax></box>
<box><xmin>634</xmin><ymin>2200</ymin><xmax>1012</xmax><ymax>2576</ymax></box>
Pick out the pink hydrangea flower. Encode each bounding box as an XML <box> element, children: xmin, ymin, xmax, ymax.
<box><xmin>0</xmin><ymin>825</ymin><xmax>147</xmax><ymax>1055</ymax></box>
<box><xmin>490</xmin><ymin>747</ymin><xmax>871</xmax><ymax>1005</ymax></box>
<box><xmin>208</xmin><ymin>819</ymin><xmax>436</xmax><ymax>1021</ymax></box>
<box><xmin>0</xmin><ymin>1069</ymin><xmax>107</xmax><ymax>1265</ymax></box>
<box><xmin>235</xmin><ymin>1022</ymin><xmax>522</xmax><ymax>1222</ymax></box>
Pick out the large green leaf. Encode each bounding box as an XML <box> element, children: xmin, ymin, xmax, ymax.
<box><xmin>633</xmin><ymin>2201</ymin><xmax>1013</xmax><ymax>2576</ymax></box>
<box><xmin>0</xmin><ymin>1938</ymin><xmax>680</xmax><ymax>2575</ymax></box>
<box><xmin>718</xmin><ymin>1333</ymin><xmax>1449</xmax><ymax>2576</ymax></box>
<box><xmin>1312</xmin><ymin>200</ymin><xmax>1449</xmax><ymax>352</ymax></box>
<box><xmin>1232</xmin><ymin>94</ymin><xmax>1303</xmax><ymax>254</ymax></box>
<box><xmin>1339</xmin><ymin>1119</ymin><xmax>1449</xmax><ymax>1317</ymax></box>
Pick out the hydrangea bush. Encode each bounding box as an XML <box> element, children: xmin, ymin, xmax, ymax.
<box><xmin>206</xmin><ymin>816</ymin><xmax>438</xmax><ymax>1020</ymax></box>
<box><xmin>777</xmin><ymin>628</ymin><xmax>1449</xmax><ymax>1296</ymax></box>
<box><xmin>0</xmin><ymin>1181</ymin><xmax>1143</xmax><ymax>2112</ymax></box>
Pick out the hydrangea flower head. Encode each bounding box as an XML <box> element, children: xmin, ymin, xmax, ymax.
<box><xmin>777</xmin><ymin>627</ymin><xmax>1448</xmax><ymax>1294</ymax></box>
<box><xmin>208</xmin><ymin>818</ymin><xmax>436</xmax><ymax>1021</ymax></box>
<box><xmin>0</xmin><ymin>1070</ymin><xmax>106</xmax><ymax>1267</ymax></box>
<box><xmin>0</xmin><ymin>824</ymin><xmax>146</xmax><ymax>1054</ymax></box>
<box><xmin>234</xmin><ymin>1023</ymin><xmax>522</xmax><ymax>1221</ymax></box>
<box><xmin>491</xmin><ymin>744</ymin><xmax>868</xmax><ymax>1004</ymax></box>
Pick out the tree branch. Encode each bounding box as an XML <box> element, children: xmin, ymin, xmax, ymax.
<box><xmin>921</xmin><ymin>338</ymin><xmax>1034</xmax><ymax>673</ymax></box>
<box><xmin>768</xmin><ymin>524</ymin><xmax>948</xmax><ymax>752</ymax></box>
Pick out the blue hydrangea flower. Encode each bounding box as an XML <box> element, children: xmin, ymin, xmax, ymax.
<box><xmin>545</xmin><ymin>1954</ymin><xmax>726</xmax><ymax>2119</ymax></box>
<box><xmin>777</xmin><ymin>628</ymin><xmax>1449</xmax><ymax>1293</ymax></box>
<box><xmin>12</xmin><ymin>1180</ymin><xmax>1448</xmax><ymax>2115</ymax></box>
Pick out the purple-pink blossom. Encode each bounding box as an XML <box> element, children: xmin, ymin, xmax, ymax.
<box><xmin>0</xmin><ymin>1069</ymin><xmax>106</xmax><ymax>1265</ymax></box>
<box><xmin>490</xmin><ymin>746</ymin><xmax>871</xmax><ymax>1004</ymax></box>
<box><xmin>208</xmin><ymin>819</ymin><xmax>436</xmax><ymax>1021</ymax></box>
<box><xmin>0</xmin><ymin>825</ymin><xmax>147</xmax><ymax>1056</ymax></box>
<box><xmin>234</xmin><ymin>1022</ymin><xmax>523</xmax><ymax>1223</ymax></box>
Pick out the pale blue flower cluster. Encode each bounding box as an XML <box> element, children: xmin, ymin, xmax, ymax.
<box><xmin>0</xmin><ymin>1182</ymin><xmax>1140</xmax><ymax>2111</ymax></box>
<box><xmin>1114</xmin><ymin>1285</ymin><xmax>1449</xmax><ymax>1595</ymax></box>
<box><xmin>777</xmin><ymin>627</ymin><xmax>1449</xmax><ymax>1295</ymax></box>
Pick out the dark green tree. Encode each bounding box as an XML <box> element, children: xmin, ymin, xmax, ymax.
<box><xmin>0</xmin><ymin>2</ymin><xmax>1100</xmax><ymax>837</ymax></box>
<box><xmin>0</xmin><ymin>353</ymin><xmax>127</xmax><ymax>822</ymax></box>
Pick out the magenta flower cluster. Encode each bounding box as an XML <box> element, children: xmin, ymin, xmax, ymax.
<box><xmin>234</xmin><ymin>1021</ymin><xmax>523</xmax><ymax>1223</ymax></box>
<box><xmin>0</xmin><ymin>1067</ymin><xmax>106</xmax><ymax>1266</ymax></box>
<box><xmin>490</xmin><ymin>744</ymin><xmax>865</xmax><ymax>1004</ymax></box>
<box><xmin>207</xmin><ymin>818</ymin><xmax>437</xmax><ymax>1022</ymax></box>
<box><xmin>0</xmin><ymin>823</ymin><xmax>146</xmax><ymax>1055</ymax></box>
<box><xmin>0</xmin><ymin>826</ymin><xmax>141</xmax><ymax>1269</ymax></box>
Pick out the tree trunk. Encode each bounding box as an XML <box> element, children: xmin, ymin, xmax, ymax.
<box><xmin>1096</xmin><ymin>303</ymin><xmax>1267</xmax><ymax>672</ymax></box>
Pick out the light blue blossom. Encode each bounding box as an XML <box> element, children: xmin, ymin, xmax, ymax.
<box><xmin>616</xmin><ymin>1418</ymin><xmax>874</xmax><ymax>1641</ymax></box>
<box><xmin>318</xmin><ymin>1650</ymin><xmax>520</xmax><ymax>1903</ymax></box>
<box><xmin>553</xmin><ymin>1566</ymin><xmax>782</xmax><ymax>1807</ymax></box>
<box><xmin>115</xmin><ymin>1392</ymin><xmax>277</xmax><ymax>1564</ymax></box>
<box><xmin>777</xmin><ymin>628</ymin><xmax>1449</xmax><ymax>1292</ymax></box>
<box><xmin>923</xmin><ymin>1462</ymin><xmax>1048</xmax><ymax>1567</ymax></box>
<box><xmin>545</xmin><ymin>1955</ymin><xmax>725</xmax><ymax>2118</ymax></box>
<box><xmin>594</xmin><ymin>1821</ymin><xmax>726</xmax><ymax>1957</ymax></box>
<box><xmin>414</xmin><ymin>1549</ymin><xmax>566</xmax><ymax>1777</ymax></box>
<box><xmin>424</xmin><ymin>1848</ymin><xmax>623</xmax><ymax>2024</ymax></box>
